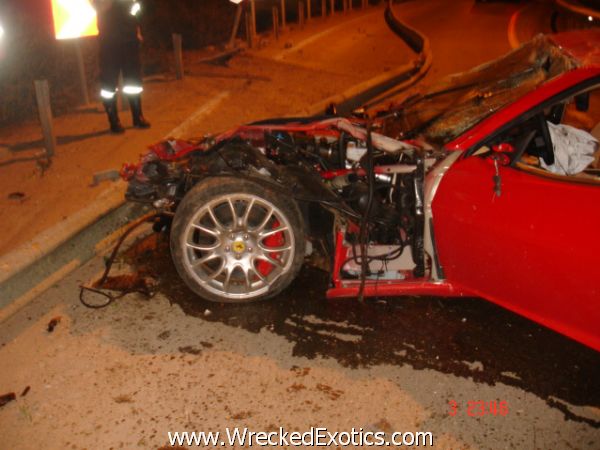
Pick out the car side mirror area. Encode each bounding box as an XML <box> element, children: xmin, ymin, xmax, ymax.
<box><xmin>487</xmin><ymin>143</ymin><xmax>514</xmax><ymax>197</ymax></box>
<box><xmin>492</xmin><ymin>142</ymin><xmax>514</xmax><ymax>154</ymax></box>
<box><xmin>491</xmin><ymin>143</ymin><xmax>514</xmax><ymax>166</ymax></box>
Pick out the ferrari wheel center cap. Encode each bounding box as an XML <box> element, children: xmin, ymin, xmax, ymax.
<box><xmin>232</xmin><ymin>241</ymin><xmax>246</xmax><ymax>253</ymax></box>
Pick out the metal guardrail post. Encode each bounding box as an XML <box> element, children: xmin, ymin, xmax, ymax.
<box><xmin>172</xmin><ymin>33</ymin><xmax>184</xmax><ymax>80</ymax></box>
<box><xmin>228</xmin><ymin>2</ymin><xmax>243</xmax><ymax>48</ymax></box>
<box><xmin>299</xmin><ymin>1</ymin><xmax>305</xmax><ymax>27</ymax></box>
<box><xmin>281</xmin><ymin>0</ymin><xmax>287</xmax><ymax>29</ymax></box>
<box><xmin>273</xmin><ymin>6</ymin><xmax>280</xmax><ymax>39</ymax></box>
<box><xmin>74</xmin><ymin>40</ymin><xmax>89</xmax><ymax>105</ymax></box>
<box><xmin>349</xmin><ymin>0</ymin><xmax>353</xmax><ymax>12</ymax></box>
<box><xmin>322</xmin><ymin>0</ymin><xmax>327</xmax><ymax>18</ymax></box>
<box><xmin>330</xmin><ymin>0</ymin><xmax>335</xmax><ymax>16</ymax></box>
<box><xmin>245</xmin><ymin>11</ymin><xmax>253</xmax><ymax>47</ymax></box>
<box><xmin>34</xmin><ymin>80</ymin><xmax>56</xmax><ymax>158</ymax></box>
<box><xmin>250</xmin><ymin>0</ymin><xmax>257</xmax><ymax>39</ymax></box>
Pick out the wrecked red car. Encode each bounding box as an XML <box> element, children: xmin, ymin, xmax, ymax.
<box><xmin>122</xmin><ymin>31</ymin><xmax>600</xmax><ymax>352</ymax></box>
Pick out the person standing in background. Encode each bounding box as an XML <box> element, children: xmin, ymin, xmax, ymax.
<box><xmin>93</xmin><ymin>0</ymin><xmax>150</xmax><ymax>133</ymax></box>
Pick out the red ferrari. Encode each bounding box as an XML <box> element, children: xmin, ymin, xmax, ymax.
<box><xmin>122</xmin><ymin>30</ymin><xmax>600</xmax><ymax>352</ymax></box>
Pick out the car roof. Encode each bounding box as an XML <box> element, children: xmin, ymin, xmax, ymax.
<box><xmin>549</xmin><ymin>29</ymin><xmax>600</xmax><ymax>68</ymax></box>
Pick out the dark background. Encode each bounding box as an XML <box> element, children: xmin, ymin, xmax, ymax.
<box><xmin>0</xmin><ymin>0</ymin><xmax>386</xmax><ymax>124</ymax></box>
<box><xmin>0</xmin><ymin>0</ymin><xmax>244</xmax><ymax>124</ymax></box>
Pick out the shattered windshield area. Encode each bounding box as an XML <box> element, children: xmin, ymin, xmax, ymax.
<box><xmin>382</xmin><ymin>35</ymin><xmax>579</xmax><ymax>144</ymax></box>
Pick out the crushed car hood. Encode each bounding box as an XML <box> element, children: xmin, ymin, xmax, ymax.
<box><xmin>382</xmin><ymin>34</ymin><xmax>581</xmax><ymax>145</ymax></box>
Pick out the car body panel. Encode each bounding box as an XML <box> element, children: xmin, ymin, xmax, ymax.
<box><xmin>550</xmin><ymin>28</ymin><xmax>600</xmax><ymax>66</ymax></box>
<box><xmin>432</xmin><ymin>155</ymin><xmax>600</xmax><ymax>351</ymax></box>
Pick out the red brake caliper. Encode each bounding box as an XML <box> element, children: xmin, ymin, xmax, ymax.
<box><xmin>257</xmin><ymin>219</ymin><xmax>283</xmax><ymax>277</ymax></box>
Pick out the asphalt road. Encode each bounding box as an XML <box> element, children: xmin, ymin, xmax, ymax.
<box><xmin>1</xmin><ymin>1</ymin><xmax>599</xmax><ymax>449</ymax></box>
<box><xmin>257</xmin><ymin>7</ymin><xmax>415</xmax><ymax>79</ymax></box>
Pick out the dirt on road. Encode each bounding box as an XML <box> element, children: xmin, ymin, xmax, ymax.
<box><xmin>0</xmin><ymin>231</ymin><xmax>598</xmax><ymax>449</ymax></box>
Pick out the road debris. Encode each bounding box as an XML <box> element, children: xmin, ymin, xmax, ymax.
<box><xmin>93</xmin><ymin>273</ymin><xmax>157</xmax><ymax>293</ymax></box>
<box><xmin>91</xmin><ymin>169</ymin><xmax>120</xmax><ymax>187</ymax></box>
<box><xmin>7</xmin><ymin>192</ymin><xmax>26</xmax><ymax>201</ymax></box>
<box><xmin>178</xmin><ymin>346</ymin><xmax>202</xmax><ymax>355</ymax></box>
<box><xmin>0</xmin><ymin>392</ymin><xmax>16</xmax><ymax>408</ymax></box>
<box><xmin>20</xmin><ymin>386</ymin><xmax>30</xmax><ymax>397</ymax></box>
<box><xmin>47</xmin><ymin>316</ymin><xmax>61</xmax><ymax>333</ymax></box>
<box><xmin>79</xmin><ymin>213</ymin><xmax>160</xmax><ymax>308</ymax></box>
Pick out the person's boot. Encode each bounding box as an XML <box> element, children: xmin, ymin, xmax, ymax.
<box><xmin>129</xmin><ymin>94</ymin><xmax>151</xmax><ymax>129</ymax></box>
<box><xmin>102</xmin><ymin>98</ymin><xmax>125</xmax><ymax>134</ymax></box>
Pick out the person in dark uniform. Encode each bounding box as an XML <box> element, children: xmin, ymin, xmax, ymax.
<box><xmin>93</xmin><ymin>0</ymin><xmax>150</xmax><ymax>133</ymax></box>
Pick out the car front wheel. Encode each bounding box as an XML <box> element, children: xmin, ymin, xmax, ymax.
<box><xmin>170</xmin><ymin>177</ymin><xmax>305</xmax><ymax>303</ymax></box>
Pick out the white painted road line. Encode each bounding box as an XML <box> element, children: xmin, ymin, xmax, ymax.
<box><xmin>274</xmin><ymin>9</ymin><xmax>381</xmax><ymax>61</ymax></box>
<box><xmin>167</xmin><ymin>91</ymin><xmax>231</xmax><ymax>139</ymax></box>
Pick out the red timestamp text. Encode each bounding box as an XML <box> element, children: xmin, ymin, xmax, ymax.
<box><xmin>448</xmin><ymin>400</ymin><xmax>509</xmax><ymax>417</ymax></box>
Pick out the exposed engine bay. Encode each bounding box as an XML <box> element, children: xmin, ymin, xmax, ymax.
<box><xmin>122</xmin><ymin>116</ymin><xmax>447</xmax><ymax>296</ymax></box>
<box><xmin>120</xmin><ymin>35</ymin><xmax>580</xmax><ymax>302</ymax></box>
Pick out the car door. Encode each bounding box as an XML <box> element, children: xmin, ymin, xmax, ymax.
<box><xmin>431</xmin><ymin>115</ymin><xmax>600</xmax><ymax>351</ymax></box>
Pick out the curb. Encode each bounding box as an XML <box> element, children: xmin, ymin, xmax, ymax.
<box><xmin>0</xmin><ymin>182</ymin><xmax>125</xmax><ymax>285</ymax></box>
<box><xmin>0</xmin><ymin>199</ymin><xmax>148</xmax><ymax>319</ymax></box>
<box><xmin>304</xmin><ymin>2</ymin><xmax>431</xmax><ymax>116</ymax></box>
<box><xmin>0</xmin><ymin>3</ymin><xmax>432</xmax><ymax>322</ymax></box>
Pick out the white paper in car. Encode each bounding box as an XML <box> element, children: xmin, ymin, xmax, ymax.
<box><xmin>541</xmin><ymin>122</ymin><xmax>598</xmax><ymax>175</ymax></box>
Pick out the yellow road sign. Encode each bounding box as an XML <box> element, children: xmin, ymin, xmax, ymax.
<box><xmin>51</xmin><ymin>0</ymin><xmax>98</xmax><ymax>40</ymax></box>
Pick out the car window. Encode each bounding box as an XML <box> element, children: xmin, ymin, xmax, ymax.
<box><xmin>477</xmin><ymin>85</ymin><xmax>600</xmax><ymax>184</ymax></box>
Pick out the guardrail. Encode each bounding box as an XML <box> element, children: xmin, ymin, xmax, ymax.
<box><xmin>244</xmin><ymin>0</ymin><xmax>378</xmax><ymax>48</ymax></box>
<box><xmin>305</xmin><ymin>1</ymin><xmax>432</xmax><ymax>115</ymax></box>
<box><xmin>552</xmin><ymin>0</ymin><xmax>599</xmax><ymax>33</ymax></box>
<box><xmin>384</xmin><ymin>4</ymin><xmax>426</xmax><ymax>53</ymax></box>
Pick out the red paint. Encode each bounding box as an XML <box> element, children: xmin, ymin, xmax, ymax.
<box><xmin>330</xmin><ymin>231</ymin><xmax>348</xmax><ymax>289</ymax></box>
<box><xmin>325</xmin><ymin>33</ymin><xmax>600</xmax><ymax>351</ymax></box>
<box><xmin>550</xmin><ymin>29</ymin><xmax>600</xmax><ymax>66</ymax></box>
<box><xmin>432</xmin><ymin>156</ymin><xmax>600</xmax><ymax>352</ymax></box>
<box><xmin>257</xmin><ymin>220</ymin><xmax>283</xmax><ymax>276</ymax></box>
<box><xmin>123</xmin><ymin>31</ymin><xmax>600</xmax><ymax>352</ymax></box>
<box><xmin>326</xmin><ymin>281</ymin><xmax>472</xmax><ymax>299</ymax></box>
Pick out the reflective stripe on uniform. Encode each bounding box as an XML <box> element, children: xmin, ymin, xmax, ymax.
<box><xmin>100</xmin><ymin>89</ymin><xmax>117</xmax><ymax>99</ymax></box>
<box><xmin>123</xmin><ymin>85</ymin><xmax>143</xmax><ymax>95</ymax></box>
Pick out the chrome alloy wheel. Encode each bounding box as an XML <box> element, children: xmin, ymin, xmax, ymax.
<box><xmin>179</xmin><ymin>193</ymin><xmax>295</xmax><ymax>300</ymax></box>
